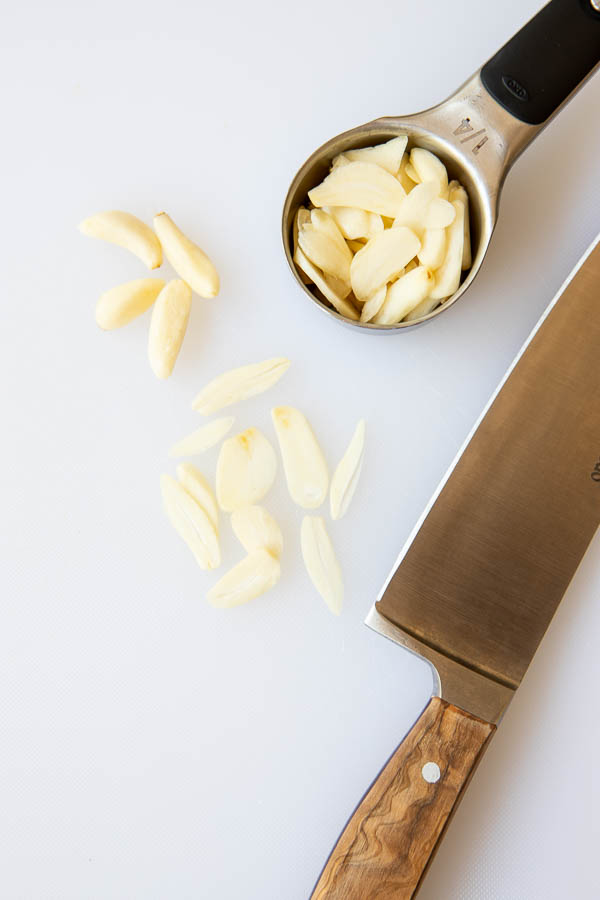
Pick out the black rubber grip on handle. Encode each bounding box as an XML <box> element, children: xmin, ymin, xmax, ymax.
<box><xmin>480</xmin><ymin>0</ymin><xmax>600</xmax><ymax>125</ymax></box>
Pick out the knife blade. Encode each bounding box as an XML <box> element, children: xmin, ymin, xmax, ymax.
<box><xmin>310</xmin><ymin>234</ymin><xmax>600</xmax><ymax>900</ymax></box>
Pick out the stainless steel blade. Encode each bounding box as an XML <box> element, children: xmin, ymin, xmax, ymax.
<box><xmin>367</xmin><ymin>235</ymin><xmax>600</xmax><ymax>723</ymax></box>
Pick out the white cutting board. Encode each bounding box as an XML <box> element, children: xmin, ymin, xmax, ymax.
<box><xmin>1</xmin><ymin>1</ymin><xmax>599</xmax><ymax>897</ymax></box>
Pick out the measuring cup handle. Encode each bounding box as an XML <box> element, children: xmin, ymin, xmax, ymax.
<box><xmin>480</xmin><ymin>0</ymin><xmax>600</xmax><ymax>127</ymax></box>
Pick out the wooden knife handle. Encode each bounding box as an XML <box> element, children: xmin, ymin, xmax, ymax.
<box><xmin>310</xmin><ymin>697</ymin><xmax>495</xmax><ymax>900</ymax></box>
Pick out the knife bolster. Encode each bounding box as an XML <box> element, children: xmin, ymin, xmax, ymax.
<box><xmin>310</xmin><ymin>697</ymin><xmax>494</xmax><ymax>900</ymax></box>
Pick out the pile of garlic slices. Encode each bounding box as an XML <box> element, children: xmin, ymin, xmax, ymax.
<box><xmin>294</xmin><ymin>136</ymin><xmax>472</xmax><ymax>325</ymax></box>
<box><xmin>79</xmin><ymin>210</ymin><xmax>219</xmax><ymax>378</ymax></box>
<box><xmin>161</xmin><ymin>357</ymin><xmax>366</xmax><ymax>615</ymax></box>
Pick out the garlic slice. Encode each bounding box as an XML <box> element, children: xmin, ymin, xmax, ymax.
<box><xmin>148</xmin><ymin>279</ymin><xmax>192</xmax><ymax>379</ymax></box>
<box><xmin>271</xmin><ymin>406</ymin><xmax>329</xmax><ymax>509</ymax></box>
<box><xmin>153</xmin><ymin>212</ymin><xmax>219</xmax><ymax>299</ymax></box>
<box><xmin>393</xmin><ymin>183</ymin><xmax>455</xmax><ymax>236</ymax></box>
<box><xmin>409</xmin><ymin>148</ymin><xmax>448</xmax><ymax>198</ymax></box>
<box><xmin>418</xmin><ymin>228</ymin><xmax>447</xmax><ymax>270</ymax></box>
<box><xmin>308</xmin><ymin>161</ymin><xmax>407</xmax><ymax>218</ymax></box>
<box><xmin>428</xmin><ymin>197</ymin><xmax>465</xmax><ymax>301</ymax></box>
<box><xmin>300</xmin><ymin>516</ymin><xmax>343</xmax><ymax>615</ymax></box>
<box><xmin>231</xmin><ymin>505</ymin><xmax>283</xmax><ymax>559</ymax></box>
<box><xmin>404</xmin><ymin>162</ymin><xmax>421</xmax><ymax>183</ymax></box>
<box><xmin>192</xmin><ymin>358</ymin><xmax>290</xmax><ymax>414</ymax></box>
<box><xmin>360</xmin><ymin>283</ymin><xmax>389</xmax><ymax>323</ymax></box>
<box><xmin>449</xmin><ymin>181</ymin><xmax>472</xmax><ymax>270</ymax></box>
<box><xmin>324</xmin><ymin>207</ymin><xmax>383</xmax><ymax>242</ymax></box>
<box><xmin>350</xmin><ymin>227</ymin><xmax>420</xmax><ymax>302</ymax></box>
<box><xmin>397</xmin><ymin>153</ymin><xmax>416</xmax><ymax>193</ymax></box>
<box><xmin>330</xmin><ymin>420</ymin><xmax>365</xmax><ymax>520</ymax></box>
<box><xmin>169</xmin><ymin>416</ymin><xmax>235</xmax><ymax>458</ymax></box>
<box><xmin>404</xmin><ymin>296</ymin><xmax>442</xmax><ymax>322</ymax></box>
<box><xmin>340</xmin><ymin>135</ymin><xmax>408</xmax><ymax>175</ymax></box>
<box><xmin>95</xmin><ymin>278</ymin><xmax>165</xmax><ymax>330</ymax></box>
<box><xmin>293</xmin><ymin>208</ymin><xmax>312</xmax><ymax>284</ymax></box>
<box><xmin>160</xmin><ymin>474</ymin><xmax>220</xmax><ymax>569</ymax></box>
<box><xmin>294</xmin><ymin>247</ymin><xmax>359</xmax><ymax>320</ymax></box>
<box><xmin>79</xmin><ymin>210</ymin><xmax>162</xmax><ymax>269</ymax></box>
<box><xmin>176</xmin><ymin>463</ymin><xmax>219</xmax><ymax>532</ymax></box>
<box><xmin>216</xmin><ymin>428</ymin><xmax>277</xmax><ymax>512</ymax></box>
<box><xmin>207</xmin><ymin>549</ymin><xmax>281</xmax><ymax>608</ymax></box>
<box><xmin>298</xmin><ymin>223</ymin><xmax>352</xmax><ymax>286</ymax></box>
<box><xmin>373</xmin><ymin>266</ymin><xmax>434</xmax><ymax>325</ymax></box>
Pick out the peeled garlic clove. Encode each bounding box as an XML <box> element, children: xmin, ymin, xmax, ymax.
<box><xmin>216</xmin><ymin>428</ymin><xmax>277</xmax><ymax>512</ymax></box>
<box><xmin>325</xmin><ymin>206</ymin><xmax>371</xmax><ymax>241</ymax></box>
<box><xmin>293</xmin><ymin>208</ymin><xmax>312</xmax><ymax>284</ymax></box>
<box><xmin>393</xmin><ymin>182</ymin><xmax>438</xmax><ymax>234</ymax></box>
<box><xmin>95</xmin><ymin>278</ymin><xmax>165</xmax><ymax>330</ymax></box>
<box><xmin>308</xmin><ymin>162</ymin><xmax>406</xmax><ymax>218</ymax></box>
<box><xmin>153</xmin><ymin>212</ymin><xmax>219</xmax><ymax>299</ymax></box>
<box><xmin>449</xmin><ymin>182</ymin><xmax>472</xmax><ymax>270</ymax></box>
<box><xmin>409</xmin><ymin>148</ymin><xmax>448</xmax><ymax>197</ymax></box>
<box><xmin>310</xmin><ymin>209</ymin><xmax>349</xmax><ymax>247</ymax></box>
<box><xmin>404</xmin><ymin>295</ymin><xmax>442</xmax><ymax>321</ymax></box>
<box><xmin>294</xmin><ymin>247</ymin><xmax>359</xmax><ymax>320</ymax></box>
<box><xmin>428</xmin><ymin>198</ymin><xmax>465</xmax><ymax>301</ymax></box>
<box><xmin>331</xmin><ymin>153</ymin><xmax>351</xmax><ymax>168</ymax></box>
<box><xmin>298</xmin><ymin>223</ymin><xmax>351</xmax><ymax>286</ymax></box>
<box><xmin>272</xmin><ymin>406</ymin><xmax>329</xmax><ymax>509</ymax></box>
<box><xmin>418</xmin><ymin>228</ymin><xmax>447</xmax><ymax>270</ymax></box>
<box><xmin>423</xmin><ymin>198</ymin><xmax>456</xmax><ymax>229</ymax></box>
<box><xmin>397</xmin><ymin>153</ymin><xmax>416</xmax><ymax>193</ymax></box>
<box><xmin>160</xmin><ymin>473</ymin><xmax>220</xmax><ymax>569</ymax></box>
<box><xmin>176</xmin><ymin>462</ymin><xmax>219</xmax><ymax>532</ymax></box>
<box><xmin>169</xmin><ymin>416</ymin><xmax>235</xmax><ymax>458</ymax></box>
<box><xmin>79</xmin><ymin>210</ymin><xmax>162</xmax><ymax>269</ymax></box>
<box><xmin>350</xmin><ymin>227</ymin><xmax>420</xmax><ymax>302</ymax></box>
<box><xmin>373</xmin><ymin>266</ymin><xmax>434</xmax><ymax>325</ymax></box>
<box><xmin>404</xmin><ymin>162</ymin><xmax>421</xmax><ymax>183</ymax></box>
<box><xmin>207</xmin><ymin>548</ymin><xmax>281</xmax><ymax>608</ymax></box>
<box><xmin>231</xmin><ymin>505</ymin><xmax>283</xmax><ymax>559</ymax></box>
<box><xmin>300</xmin><ymin>516</ymin><xmax>343</xmax><ymax>615</ymax></box>
<box><xmin>148</xmin><ymin>279</ymin><xmax>192</xmax><ymax>379</ymax></box>
<box><xmin>360</xmin><ymin>283</ymin><xmax>389</xmax><ymax>323</ymax></box>
<box><xmin>192</xmin><ymin>358</ymin><xmax>290</xmax><ymax>414</ymax></box>
<box><xmin>330</xmin><ymin>420</ymin><xmax>365</xmax><ymax>520</ymax></box>
<box><xmin>343</xmin><ymin>136</ymin><xmax>408</xmax><ymax>175</ymax></box>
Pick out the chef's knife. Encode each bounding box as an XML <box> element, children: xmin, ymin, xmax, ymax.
<box><xmin>310</xmin><ymin>233</ymin><xmax>600</xmax><ymax>899</ymax></box>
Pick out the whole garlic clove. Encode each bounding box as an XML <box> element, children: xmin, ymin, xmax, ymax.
<box><xmin>95</xmin><ymin>278</ymin><xmax>165</xmax><ymax>330</ymax></box>
<box><xmin>294</xmin><ymin>247</ymin><xmax>359</xmax><ymax>320</ymax></box>
<box><xmin>350</xmin><ymin>227</ymin><xmax>420</xmax><ymax>302</ymax></box>
<box><xmin>231</xmin><ymin>505</ymin><xmax>283</xmax><ymax>559</ymax></box>
<box><xmin>207</xmin><ymin>549</ymin><xmax>281</xmax><ymax>608</ymax></box>
<box><xmin>342</xmin><ymin>135</ymin><xmax>408</xmax><ymax>175</ymax></box>
<box><xmin>169</xmin><ymin>416</ymin><xmax>235</xmax><ymax>458</ymax></box>
<box><xmin>428</xmin><ymin>197</ymin><xmax>465</xmax><ymax>301</ymax></box>
<box><xmin>176</xmin><ymin>462</ymin><xmax>219</xmax><ymax>533</ymax></box>
<box><xmin>308</xmin><ymin>161</ymin><xmax>407</xmax><ymax>218</ymax></box>
<box><xmin>216</xmin><ymin>428</ymin><xmax>277</xmax><ymax>512</ymax></box>
<box><xmin>271</xmin><ymin>406</ymin><xmax>329</xmax><ymax>509</ymax></box>
<box><xmin>300</xmin><ymin>516</ymin><xmax>343</xmax><ymax>615</ymax></box>
<box><xmin>373</xmin><ymin>266</ymin><xmax>434</xmax><ymax>325</ymax></box>
<box><xmin>418</xmin><ymin>228</ymin><xmax>447</xmax><ymax>270</ymax></box>
<box><xmin>192</xmin><ymin>358</ymin><xmax>290</xmax><ymax>415</ymax></box>
<box><xmin>153</xmin><ymin>212</ymin><xmax>219</xmax><ymax>299</ymax></box>
<box><xmin>330</xmin><ymin>420</ymin><xmax>366</xmax><ymax>520</ymax></box>
<box><xmin>148</xmin><ymin>279</ymin><xmax>192</xmax><ymax>379</ymax></box>
<box><xmin>449</xmin><ymin>181</ymin><xmax>472</xmax><ymax>270</ymax></box>
<box><xmin>409</xmin><ymin>148</ymin><xmax>449</xmax><ymax>198</ymax></box>
<box><xmin>160</xmin><ymin>473</ymin><xmax>220</xmax><ymax>569</ymax></box>
<box><xmin>360</xmin><ymin>283</ymin><xmax>389</xmax><ymax>323</ymax></box>
<box><xmin>79</xmin><ymin>210</ymin><xmax>162</xmax><ymax>269</ymax></box>
<box><xmin>298</xmin><ymin>223</ymin><xmax>352</xmax><ymax>287</ymax></box>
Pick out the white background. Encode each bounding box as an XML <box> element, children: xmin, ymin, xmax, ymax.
<box><xmin>2</xmin><ymin>1</ymin><xmax>600</xmax><ymax>897</ymax></box>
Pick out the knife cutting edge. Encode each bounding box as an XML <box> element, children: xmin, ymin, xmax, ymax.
<box><xmin>310</xmin><ymin>235</ymin><xmax>600</xmax><ymax>900</ymax></box>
